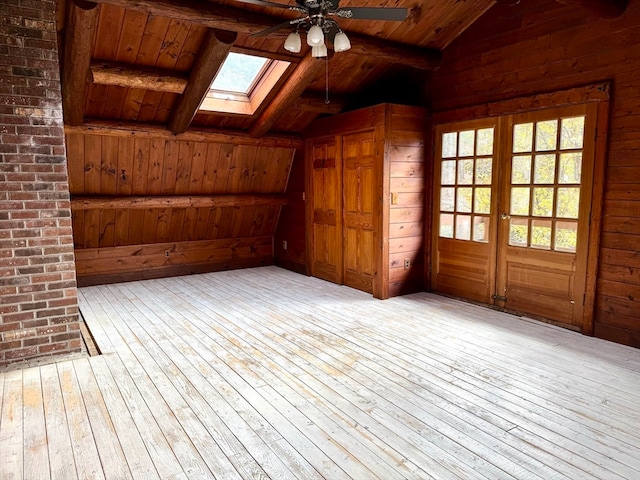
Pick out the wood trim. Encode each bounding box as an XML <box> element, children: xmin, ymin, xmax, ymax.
<box><xmin>88</xmin><ymin>0</ymin><xmax>442</xmax><ymax>70</ymax></box>
<box><xmin>249</xmin><ymin>54</ymin><xmax>325</xmax><ymax>137</ymax></box>
<box><xmin>169</xmin><ymin>29</ymin><xmax>237</xmax><ymax>134</ymax></box>
<box><xmin>554</xmin><ymin>0</ymin><xmax>627</xmax><ymax>18</ymax></box>
<box><xmin>582</xmin><ymin>99</ymin><xmax>611</xmax><ymax>335</ymax></box>
<box><xmin>65</xmin><ymin>122</ymin><xmax>304</xmax><ymax>148</ymax></box>
<box><xmin>91</xmin><ymin>61</ymin><xmax>188</xmax><ymax>94</ymax></box>
<box><xmin>61</xmin><ymin>1</ymin><xmax>99</xmax><ymax>126</ymax></box>
<box><xmin>71</xmin><ymin>194</ymin><xmax>287</xmax><ymax>211</ymax></box>
<box><xmin>305</xmin><ymin>104</ymin><xmax>386</xmax><ymax>137</ymax></box>
<box><xmin>432</xmin><ymin>82</ymin><xmax>612</xmax><ymax>124</ymax></box>
<box><xmin>377</xmin><ymin>115</ymin><xmax>391</xmax><ymax>300</ymax></box>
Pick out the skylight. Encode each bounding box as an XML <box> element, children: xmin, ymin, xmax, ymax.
<box><xmin>210</xmin><ymin>53</ymin><xmax>270</xmax><ymax>95</ymax></box>
<box><xmin>199</xmin><ymin>51</ymin><xmax>291</xmax><ymax>116</ymax></box>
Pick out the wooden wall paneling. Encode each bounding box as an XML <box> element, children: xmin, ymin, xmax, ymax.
<box><xmin>74</xmin><ymin>237</ymin><xmax>274</xmax><ymax>286</ymax></box>
<box><xmin>213</xmin><ymin>144</ymin><xmax>234</xmax><ymax>194</ymax></box>
<box><xmin>136</xmin><ymin>90</ymin><xmax>164</xmax><ymax>123</ymax></box>
<box><xmin>98</xmin><ymin>136</ymin><xmax>119</xmax><ymax>247</ymax></box>
<box><xmin>83</xmin><ymin>136</ymin><xmax>102</xmax><ymax>248</ymax></box>
<box><xmin>65</xmin><ymin>133</ymin><xmax>85</xmax><ymax>194</ymax></box>
<box><xmin>93</xmin><ymin>5</ymin><xmax>125</xmax><ymax>60</ymax></box>
<box><xmin>155</xmin><ymin>206</ymin><xmax>172</xmax><ymax>243</ymax></box>
<box><xmin>168</xmin><ymin>208</ymin><xmax>186</xmax><ymax>243</ymax></box>
<box><xmin>160</xmin><ymin>140</ymin><xmax>179</xmax><ymax>195</ymax></box>
<box><xmin>189</xmin><ymin>143</ymin><xmax>207</xmax><ymax>194</ymax></box>
<box><xmin>174</xmin><ymin>24</ymin><xmax>208</xmax><ymax>72</ymax></box>
<box><xmin>134</xmin><ymin>16</ymin><xmax>170</xmax><ymax>67</ymax></box>
<box><xmin>194</xmin><ymin>207</ymin><xmax>211</xmax><ymax>240</ymax></box>
<box><xmin>152</xmin><ymin>92</ymin><xmax>176</xmax><ymax>123</ymax></box>
<box><xmin>155</xmin><ymin>20</ymin><xmax>191</xmax><ymax>70</ymax></box>
<box><xmin>146</xmin><ymin>138</ymin><xmax>166</xmax><ymax>195</ymax></box>
<box><xmin>114</xmin><ymin>9</ymin><xmax>148</xmax><ymax>64</ymax></box>
<box><xmin>274</xmin><ymin>148</ymin><xmax>306</xmax><ymax>273</ymax></box>
<box><xmin>385</xmin><ymin>105</ymin><xmax>426</xmax><ymax>297</ymax></box>
<box><xmin>142</xmin><ymin>208</ymin><xmax>159</xmax><ymax>244</ymax></box>
<box><xmin>175</xmin><ymin>141</ymin><xmax>194</xmax><ymax>194</ymax></box>
<box><xmin>427</xmin><ymin>0</ymin><xmax>639</xmax><ymax>345</ymax></box>
<box><xmin>201</xmin><ymin>143</ymin><xmax>220</xmax><ymax>193</ymax></box>
<box><xmin>121</xmin><ymin>88</ymin><xmax>147</xmax><ymax>121</ymax></box>
<box><xmin>236</xmin><ymin>145</ymin><xmax>258</xmax><ymax>194</ymax></box>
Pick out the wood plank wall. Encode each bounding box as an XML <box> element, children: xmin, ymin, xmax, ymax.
<box><xmin>426</xmin><ymin>0</ymin><xmax>640</xmax><ymax>346</ymax></box>
<box><xmin>387</xmin><ymin>105</ymin><xmax>427</xmax><ymax>297</ymax></box>
<box><xmin>274</xmin><ymin>149</ymin><xmax>307</xmax><ymax>274</ymax></box>
<box><xmin>66</xmin><ymin>132</ymin><xmax>295</xmax><ymax>285</ymax></box>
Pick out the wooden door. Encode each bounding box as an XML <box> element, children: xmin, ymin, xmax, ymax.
<box><xmin>431</xmin><ymin>119</ymin><xmax>499</xmax><ymax>303</ymax></box>
<box><xmin>309</xmin><ymin>137</ymin><xmax>342</xmax><ymax>284</ymax></box>
<box><xmin>342</xmin><ymin>131</ymin><xmax>376</xmax><ymax>293</ymax></box>
<box><xmin>496</xmin><ymin>104</ymin><xmax>597</xmax><ymax>327</ymax></box>
<box><xmin>433</xmin><ymin>104</ymin><xmax>597</xmax><ymax>330</ymax></box>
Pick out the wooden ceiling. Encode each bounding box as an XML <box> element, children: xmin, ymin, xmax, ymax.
<box><xmin>58</xmin><ymin>0</ymin><xmax>501</xmax><ymax>136</ymax></box>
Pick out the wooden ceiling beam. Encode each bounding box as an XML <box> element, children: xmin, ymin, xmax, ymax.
<box><xmin>64</xmin><ymin>121</ymin><xmax>304</xmax><ymax>149</ymax></box>
<box><xmin>554</xmin><ymin>0</ymin><xmax>627</xmax><ymax>18</ymax></box>
<box><xmin>62</xmin><ymin>0</ymin><xmax>99</xmax><ymax>126</ymax></box>
<box><xmin>71</xmin><ymin>194</ymin><xmax>287</xmax><ymax>211</ymax></box>
<box><xmin>87</xmin><ymin>0</ymin><xmax>442</xmax><ymax>70</ymax></box>
<box><xmin>297</xmin><ymin>92</ymin><xmax>345</xmax><ymax>115</ymax></box>
<box><xmin>91</xmin><ymin>61</ymin><xmax>188</xmax><ymax>93</ymax></box>
<box><xmin>168</xmin><ymin>29</ymin><xmax>238</xmax><ymax>134</ymax></box>
<box><xmin>249</xmin><ymin>54</ymin><xmax>325</xmax><ymax>137</ymax></box>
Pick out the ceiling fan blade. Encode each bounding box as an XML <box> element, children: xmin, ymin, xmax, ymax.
<box><xmin>335</xmin><ymin>7</ymin><xmax>407</xmax><ymax>21</ymax></box>
<box><xmin>232</xmin><ymin>0</ymin><xmax>292</xmax><ymax>9</ymax></box>
<box><xmin>252</xmin><ymin>20</ymin><xmax>297</xmax><ymax>37</ymax></box>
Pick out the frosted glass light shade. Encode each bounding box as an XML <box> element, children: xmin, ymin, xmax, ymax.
<box><xmin>311</xmin><ymin>44</ymin><xmax>328</xmax><ymax>58</ymax></box>
<box><xmin>284</xmin><ymin>32</ymin><xmax>301</xmax><ymax>53</ymax></box>
<box><xmin>333</xmin><ymin>31</ymin><xmax>351</xmax><ymax>52</ymax></box>
<box><xmin>307</xmin><ymin>25</ymin><xmax>325</xmax><ymax>46</ymax></box>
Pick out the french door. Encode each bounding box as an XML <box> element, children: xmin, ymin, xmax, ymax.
<box><xmin>432</xmin><ymin>103</ymin><xmax>597</xmax><ymax>329</ymax></box>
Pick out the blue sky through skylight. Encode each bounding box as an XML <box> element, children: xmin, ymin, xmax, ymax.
<box><xmin>210</xmin><ymin>53</ymin><xmax>270</xmax><ymax>94</ymax></box>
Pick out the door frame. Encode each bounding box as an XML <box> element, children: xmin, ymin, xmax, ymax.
<box><xmin>430</xmin><ymin>83</ymin><xmax>611</xmax><ymax>334</ymax></box>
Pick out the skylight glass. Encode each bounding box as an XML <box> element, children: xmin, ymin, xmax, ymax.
<box><xmin>210</xmin><ymin>52</ymin><xmax>270</xmax><ymax>94</ymax></box>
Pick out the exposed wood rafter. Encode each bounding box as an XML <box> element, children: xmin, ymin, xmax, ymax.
<box><xmin>65</xmin><ymin>122</ymin><xmax>304</xmax><ymax>148</ymax></box>
<box><xmin>249</xmin><ymin>54</ymin><xmax>325</xmax><ymax>137</ymax></box>
<box><xmin>297</xmin><ymin>92</ymin><xmax>345</xmax><ymax>114</ymax></box>
<box><xmin>71</xmin><ymin>194</ymin><xmax>287</xmax><ymax>210</ymax></box>
<box><xmin>554</xmin><ymin>0</ymin><xmax>627</xmax><ymax>18</ymax></box>
<box><xmin>89</xmin><ymin>60</ymin><xmax>344</xmax><ymax>114</ymax></box>
<box><xmin>91</xmin><ymin>61</ymin><xmax>188</xmax><ymax>93</ymax></box>
<box><xmin>62</xmin><ymin>0</ymin><xmax>99</xmax><ymax>126</ymax></box>
<box><xmin>87</xmin><ymin>0</ymin><xmax>442</xmax><ymax>70</ymax></box>
<box><xmin>168</xmin><ymin>29</ymin><xmax>238</xmax><ymax>134</ymax></box>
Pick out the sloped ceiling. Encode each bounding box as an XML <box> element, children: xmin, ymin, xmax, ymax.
<box><xmin>57</xmin><ymin>0</ymin><xmax>497</xmax><ymax>135</ymax></box>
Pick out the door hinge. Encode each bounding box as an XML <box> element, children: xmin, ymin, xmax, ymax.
<box><xmin>492</xmin><ymin>294</ymin><xmax>507</xmax><ymax>302</ymax></box>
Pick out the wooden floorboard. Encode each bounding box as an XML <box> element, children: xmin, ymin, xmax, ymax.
<box><xmin>1</xmin><ymin>266</ymin><xmax>639</xmax><ymax>479</ymax></box>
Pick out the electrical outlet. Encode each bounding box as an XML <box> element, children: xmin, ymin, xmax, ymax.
<box><xmin>302</xmin><ymin>192</ymin><xmax>306</xmax><ymax>201</ymax></box>
<box><xmin>404</xmin><ymin>258</ymin><xmax>410</xmax><ymax>269</ymax></box>
<box><xmin>165</xmin><ymin>250</ymin><xmax>170</xmax><ymax>258</ymax></box>
<box><xmin>282</xmin><ymin>240</ymin><xmax>288</xmax><ymax>250</ymax></box>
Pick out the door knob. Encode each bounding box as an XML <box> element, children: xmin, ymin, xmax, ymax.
<box><xmin>501</xmin><ymin>213</ymin><xmax>511</xmax><ymax>220</ymax></box>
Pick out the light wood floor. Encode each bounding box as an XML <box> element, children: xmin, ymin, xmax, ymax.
<box><xmin>1</xmin><ymin>266</ymin><xmax>639</xmax><ymax>480</ymax></box>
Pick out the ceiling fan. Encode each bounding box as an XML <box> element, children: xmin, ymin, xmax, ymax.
<box><xmin>232</xmin><ymin>0</ymin><xmax>409</xmax><ymax>57</ymax></box>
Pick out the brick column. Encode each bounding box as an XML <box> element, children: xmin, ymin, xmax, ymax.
<box><xmin>1</xmin><ymin>0</ymin><xmax>82</xmax><ymax>366</ymax></box>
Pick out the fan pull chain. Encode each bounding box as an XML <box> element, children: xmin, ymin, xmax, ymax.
<box><xmin>325</xmin><ymin>55</ymin><xmax>330</xmax><ymax>104</ymax></box>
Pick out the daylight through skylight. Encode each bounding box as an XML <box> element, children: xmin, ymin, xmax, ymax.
<box><xmin>210</xmin><ymin>53</ymin><xmax>270</xmax><ymax>94</ymax></box>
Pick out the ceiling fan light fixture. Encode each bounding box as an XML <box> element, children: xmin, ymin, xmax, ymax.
<box><xmin>333</xmin><ymin>31</ymin><xmax>351</xmax><ymax>52</ymax></box>
<box><xmin>311</xmin><ymin>44</ymin><xmax>328</xmax><ymax>58</ymax></box>
<box><xmin>307</xmin><ymin>24</ymin><xmax>325</xmax><ymax>46</ymax></box>
<box><xmin>284</xmin><ymin>32</ymin><xmax>302</xmax><ymax>53</ymax></box>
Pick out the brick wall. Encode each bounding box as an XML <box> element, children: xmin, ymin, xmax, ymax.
<box><xmin>1</xmin><ymin>0</ymin><xmax>82</xmax><ymax>365</ymax></box>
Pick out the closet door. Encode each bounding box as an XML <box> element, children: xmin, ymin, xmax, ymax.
<box><xmin>309</xmin><ymin>137</ymin><xmax>342</xmax><ymax>284</ymax></box>
<box><xmin>342</xmin><ymin>131</ymin><xmax>376</xmax><ymax>293</ymax></box>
